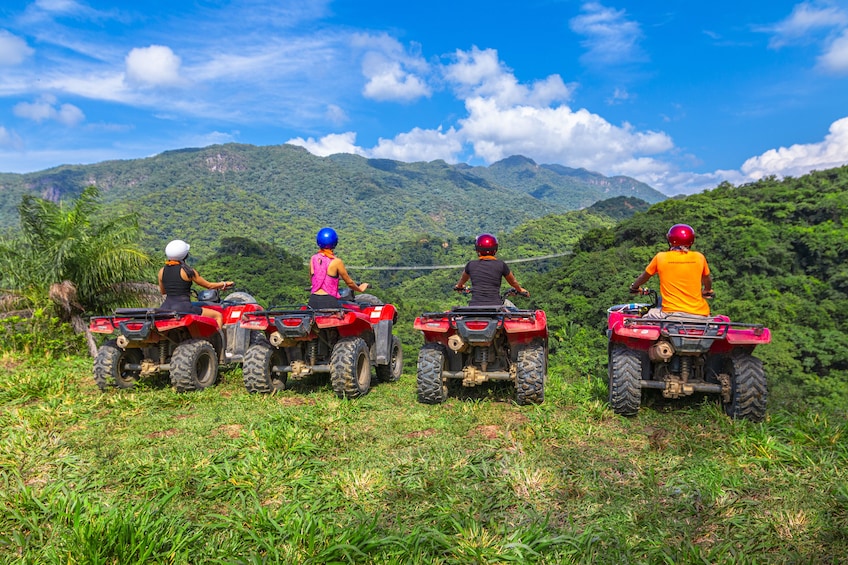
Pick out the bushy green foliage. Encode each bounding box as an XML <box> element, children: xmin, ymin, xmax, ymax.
<box><xmin>0</xmin><ymin>310</ymin><xmax>86</xmax><ymax>357</ymax></box>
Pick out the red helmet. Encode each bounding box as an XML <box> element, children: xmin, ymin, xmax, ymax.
<box><xmin>667</xmin><ymin>224</ymin><xmax>695</xmax><ymax>247</ymax></box>
<box><xmin>475</xmin><ymin>233</ymin><xmax>498</xmax><ymax>255</ymax></box>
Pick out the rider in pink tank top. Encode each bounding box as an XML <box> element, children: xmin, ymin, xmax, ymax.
<box><xmin>311</xmin><ymin>252</ymin><xmax>340</xmax><ymax>298</ymax></box>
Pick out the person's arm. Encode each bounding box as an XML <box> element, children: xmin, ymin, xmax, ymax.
<box><xmin>454</xmin><ymin>272</ymin><xmax>470</xmax><ymax>290</ymax></box>
<box><xmin>191</xmin><ymin>271</ymin><xmax>233</xmax><ymax>291</ymax></box>
<box><xmin>504</xmin><ymin>272</ymin><xmax>528</xmax><ymax>295</ymax></box>
<box><xmin>629</xmin><ymin>271</ymin><xmax>652</xmax><ymax>293</ymax></box>
<box><xmin>158</xmin><ymin>267</ymin><xmax>166</xmax><ymax>295</ymax></box>
<box><xmin>701</xmin><ymin>273</ymin><xmax>714</xmax><ymax>297</ymax></box>
<box><xmin>335</xmin><ymin>259</ymin><xmax>368</xmax><ymax>292</ymax></box>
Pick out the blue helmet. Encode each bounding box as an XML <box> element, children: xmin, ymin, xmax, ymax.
<box><xmin>316</xmin><ymin>227</ymin><xmax>338</xmax><ymax>249</ymax></box>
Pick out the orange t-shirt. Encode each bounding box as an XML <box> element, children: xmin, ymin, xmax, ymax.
<box><xmin>645</xmin><ymin>250</ymin><xmax>711</xmax><ymax>316</ymax></box>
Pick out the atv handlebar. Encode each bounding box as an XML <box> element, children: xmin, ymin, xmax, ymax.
<box><xmin>630</xmin><ymin>286</ymin><xmax>715</xmax><ymax>299</ymax></box>
<box><xmin>453</xmin><ymin>286</ymin><xmax>530</xmax><ymax>299</ymax></box>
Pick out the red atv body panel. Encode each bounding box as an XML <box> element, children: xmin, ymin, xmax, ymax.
<box><xmin>414</xmin><ymin>309</ymin><xmax>547</xmax><ymax>347</ymax></box>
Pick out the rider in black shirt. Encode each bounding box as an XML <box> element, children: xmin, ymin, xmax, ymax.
<box><xmin>454</xmin><ymin>233</ymin><xmax>528</xmax><ymax>306</ymax></box>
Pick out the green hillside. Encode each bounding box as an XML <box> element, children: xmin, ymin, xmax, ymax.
<box><xmin>0</xmin><ymin>144</ymin><xmax>663</xmax><ymax>257</ymax></box>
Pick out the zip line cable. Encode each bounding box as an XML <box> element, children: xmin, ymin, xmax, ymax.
<box><xmin>347</xmin><ymin>251</ymin><xmax>573</xmax><ymax>271</ymax></box>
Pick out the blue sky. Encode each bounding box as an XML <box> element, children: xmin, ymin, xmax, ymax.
<box><xmin>1</xmin><ymin>0</ymin><xmax>848</xmax><ymax>195</ymax></box>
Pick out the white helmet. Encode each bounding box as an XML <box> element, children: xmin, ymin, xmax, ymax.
<box><xmin>165</xmin><ymin>239</ymin><xmax>190</xmax><ymax>260</ymax></box>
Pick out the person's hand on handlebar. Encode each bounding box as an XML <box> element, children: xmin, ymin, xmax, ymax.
<box><xmin>454</xmin><ymin>285</ymin><xmax>470</xmax><ymax>294</ymax></box>
<box><xmin>702</xmin><ymin>289</ymin><xmax>716</xmax><ymax>299</ymax></box>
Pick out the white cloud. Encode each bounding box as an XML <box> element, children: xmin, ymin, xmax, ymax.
<box><xmin>766</xmin><ymin>1</ymin><xmax>848</xmax><ymax>48</ymax></box>
<box><xmin>740</xmin><ymin>115</ymin><xmax>848</xmax><ymax>180</ymax></box>
<box><xmin>818</xmin><ymin>28</ymin><xmax>848</xmax><ymax>72</ymax></box>
<box><xmin>569</xmin><ymin>2</ymin><xmax>645</xmax><ymax>66</ymax></box>
<box><xmin>125</xmin><ymin>45</ymin><xmax>185</xmax><ymax>87</ymax></box>
<box><xmin>444</xmin><ymin>47</ymin><xmax>572</xmax><ymax>108</ymax></box>
<box><xmin>0</xmin><ymin>126</ymin><xmax>24</xmax><ymax>150</ymax></box>
<box><xmin>287</xmin><ymin>131</ymin><xmax>365</xmax><ymax>157</ymax></box>
<box><xmin>0</xmin><ymin>30</ymin><xmax>34</xmax><ymax>66</ymax></box>
<box><xmin>355</xmin><ymin>33</ymin><xmax>432</xmax><ymax>102</ymax></box>
<box><xmin>13</xmin><ymin>94</ymin><xmax>85</xmax><ymax>126</ymax></box>
<box><xmin>369</xmin><ymin>127</ymin><xmax>463</xmax><ymax>162</ymax></box>
<box><xmin>325</xmin><ymin>104</ymin><xmax>348</xmax><ymax>125</ymax></box>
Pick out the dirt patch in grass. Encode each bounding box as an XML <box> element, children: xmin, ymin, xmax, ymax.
<box><xmin>278</xmin><ymin>396</ymin><xmax>315</xmax><ymax>407</ymax></box>
<box><xmin>470</xmin><ymin>425</ymin><xmax>501</xmax><ymax>440</ymax></box>
<box><xmin>147</xmin><ymin>428</ymin><xmax>179</xmax><ymax>438</ymax></box>
<box><xmin>212</xmin><ymin>424</ymin><xmax>244</xmax><ymax>438</ymax></box>
<box><xmin>406</xmin><ymin>428</ymin><xmax>437</xmax><ymax>438</ymax></box>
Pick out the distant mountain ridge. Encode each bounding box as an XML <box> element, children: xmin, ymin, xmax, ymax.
<box><xmin>0</xmin><ymin>143</ymin><xmax>665</xmax><ymax>254</ymax></box>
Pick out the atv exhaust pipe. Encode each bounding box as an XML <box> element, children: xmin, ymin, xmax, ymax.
<box><xmin>447</xmin><ymin>334</ymin><xmax>468</xmax><ymax>352</ymax></box>
<box><xmin>116</xmin><ymin>335</ymin><xmax>129</xmax><ymax>349</ymax></box>
<box><xmin>648</xmin><ymin>340</ymin><xmax>674</xmax><ymax>361</ymax></box>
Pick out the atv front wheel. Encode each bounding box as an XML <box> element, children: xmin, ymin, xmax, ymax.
<box><xmin>724</xmin><ymin>351</ymin><xmax>767</xmax><ymax>422</ymax></box>
<box><xmin>375</xmin><ymin>335</ymin><xmax>403</xmax><ymax>383</ymax></box>
<box><xmin>515</xmin><ymin>341</ymin><xmax>546</xmax><ymax>405</ymax></box>
<box><xmin>170</xmin><ymin>339</ymin><xmax>218</xmax><ymax>392</ymax></box>
<box><xmin>243</xmin><ymin>343</ymin><xmax>288</xmax><ymax>393</ymax></box>
<box><xmin>608</xmin><ymin>343</ymin><xmax>642</xmax><ymax>416</ymax></box>
<box><xmin>416</xmin><ymin>343</ymin><xmax>448</xmax><ymax>404</ymax></box>
<box><xmin>330</xmin><ymin>337</ymin><xmax>372</xmax><ymax>399</ymax></box>
<box><xmin>93</xmin><ymin>340</ymin><xmax>143</xmax><ymax>391</ymax></box>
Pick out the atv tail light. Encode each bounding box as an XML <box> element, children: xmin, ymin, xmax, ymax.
<box><xmin>240</xmin><ymin>315</ymin><xmax>269</xmax><ymax>330</ymax></box>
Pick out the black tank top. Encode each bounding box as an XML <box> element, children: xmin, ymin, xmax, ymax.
<box><xmin>162</xmin><ymin>263</ymin><xmax>193</xmax><ymax>298</ymax></box>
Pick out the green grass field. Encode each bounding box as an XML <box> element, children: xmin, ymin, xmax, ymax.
<box><xmin>1</xmin><ymin>353</ymin><xmax>846</xmax><ymax>564</ymax></box>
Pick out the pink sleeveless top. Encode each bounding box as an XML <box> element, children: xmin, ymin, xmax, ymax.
<box><xmin>311</xmin><ymin>253</ymin><xmax>340</xmax><ymax>297</ymax></box>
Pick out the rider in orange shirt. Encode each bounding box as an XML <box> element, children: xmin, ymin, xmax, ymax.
<box><xmin>629</xmin><ymin>224</ymin><xmax>714</xmax><ymax>318</ymax></box>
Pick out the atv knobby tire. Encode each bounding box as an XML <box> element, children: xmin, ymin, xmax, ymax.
<box><xmin>724</xmin><ymin>351</ymin><xmax>767</xmax><ymax>422</ymax></box>
<box><xmin>243</xmin><ymin>343</ymin><xmax>288</xmax><ymax>393</ymax></box>
<box><xmin>608</xmin><ymin>343</ymin><xmax>642</xmax><ymax>416</ymax></box>
<box><xmin>375</xmin><ymin>335</ymin><xmax>403</xmax><ymax>383</ymax></box>
<box><xmin>93</xmin><ymin>340</ymin><xmax>143</xmax><ymax>390</ymax></box>
<box><xmin>515</xmin><ymin>341</ymin><xmax>546</xmax><ymax>405</ymax></box>
<box><xmin>416</xmin><ymin>343</ymin><xmax>448</xmax><ymax>404</ymax></box>
<box><xmin>330</xmin><ymin>337</ymin><xmax>371</xmax><ymax>399</ymax></box>
<box><xmin>170</xmin><ymin>339</ymin><xmax>218</xmax><ymax>392</ymax></box>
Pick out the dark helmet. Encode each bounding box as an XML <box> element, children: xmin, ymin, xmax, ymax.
<box><xmin>475</xmin><ymin>233</ymin><xmax>498</xmax><ymax>255</ymax></box>
<box><xmin>316</xmin><ymin>227</ymin><xmax>338</xmax><ymax>249</ymax></box>
<box><xmin>667</xmin><ymin>224</ymin><xmax>695</xmax><ymax>247</ymax></box>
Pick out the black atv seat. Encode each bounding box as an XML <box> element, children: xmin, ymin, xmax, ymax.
<box><xmin>113</xmin><ymin>308</ymin><xmax>184</xmax><ymax>319</ymax></box>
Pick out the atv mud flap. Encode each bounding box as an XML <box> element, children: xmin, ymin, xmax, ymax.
<box><xmin>374</xmin><ymin>320</ymin><xmax>392</xmax><ymax>364</ymax></box>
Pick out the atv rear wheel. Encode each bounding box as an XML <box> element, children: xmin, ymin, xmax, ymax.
<box><xmin>330</xmin><ymin>337</ymin><xmax>371</xmax><ymax>399</ymax></box>
<box><xmin>243</xmin><ymin>343</ymin><xmax>288</xmax><ymax>393</ymax></box>
<box><xmin>170</xmin><ymin>339</ymin><xmax>218</xmax><ymax>392</ymax></box>
<box><xmin>93</xmin><ymin>340</ymin><xmax>143</xmax><ymax>391</ymax></box>
<box><xmin>608</xmin><ymin>343</ymin><xmax>642</xmax><ymax>416</ymax></box>
<box><xmin>515</xmin><ymin>341</ymin><xmax>546</xmax><ymax>405</ymax></box>
<box><xmin>724</xmin><ymin>351</ymin><xmax>767</xmax><ymax>422</ymax></box>
<box><xmin>416</xmin><ymin>343</ymin><xmax>448</xmax><ymax>404</ymax></box>
<box><xmin>375</xmin><ymin>335</ymin><xmax>403</xmax><ymax>383</ymax></box>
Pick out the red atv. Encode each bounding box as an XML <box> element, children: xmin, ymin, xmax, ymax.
<box><xmin>413</xmin><ymin>288</ymin><xmax>548</xmax><ymax>405</ymax></box>
<box><xmin>238</xmin><ymin>292</ymin><xmax>402</xmax><ymax>398</ymax></box>
<box><xmin>89</xmin><ymin>289</ymin><xmax>264</xmax><ymax>392</ymax></box>
<box><xmin>607</xmin><ymin>288</ymin><xmax>771</xmax><ymax>421</ymax></box>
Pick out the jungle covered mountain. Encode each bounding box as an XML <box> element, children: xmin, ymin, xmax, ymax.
<box><xmin>0</xmin><ymin>143</ymin><xmax>664</xmax><ymax>258</ymax></box>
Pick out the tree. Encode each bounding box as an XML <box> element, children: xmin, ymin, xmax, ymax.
<box><xmin>0</xmin><ymin>186</ymin><xmax>153</xmax><ymax>355</ymax></box>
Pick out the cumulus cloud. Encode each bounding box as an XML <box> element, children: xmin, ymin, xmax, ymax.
<box><xmin>125</xmin><ymin>45</ymin><xmax>185</xmax><ymax>87</ymax></box>
<box><xmin>287</xmin><ymin>131</ymin><xmax>365</xmax><ymax>157</ymax></box>
<box><xmin>569</xmin><ymin>2</ymin><xmax>646</xmax><ymax>66</ymax></box>
<box><xmin>369</xmin><ymin>127</ymin><xmax>463</xmax><ymax>162</ymax></box>
<box><xmin>354</xmin><ymin>33</ymin><xmax>431</xmax><ymax>102</ymax></box>
<box><xmin>0</xmin><ymin>30</ymin><xmax>34</xmax><ymax>65</ymax></box>
<box><xmin>13</xmin><ymin>94</ymin><xmax>85</xmax><ymax>126</ymax></box>
<box><xmin>740</xmin><ymin>116</ymin><xmax>848</xmax><ymax>179</ymax></box>
<box><xmin>444</xmin><ymin>47</ymin><xmax>572</xmax><ymax>108</ymax></box>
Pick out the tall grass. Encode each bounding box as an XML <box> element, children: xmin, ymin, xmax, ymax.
<box><xmin>0</xmin><ymin>353</ymin><xmax>845</xmax><ymax>564</ymax></box>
